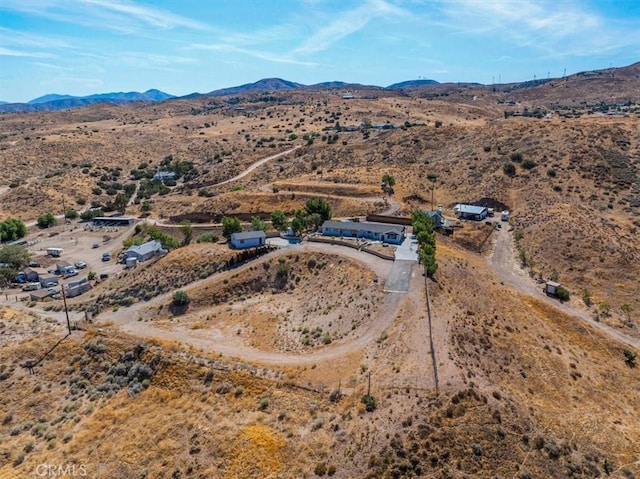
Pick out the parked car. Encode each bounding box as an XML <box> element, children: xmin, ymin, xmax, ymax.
<box><xmin>101</xmin><ymin>252</ymin><xmax>111</xmax><ymax>262</ymax></box>
<box><xmin>74</xmin><ymin>261</ymin><xmax>87</xmax><ymax>269</ymax></box>
<box><xmin>43</xmin><ymin>281</ymin><xmax>57</xmax><ymax>288</ymax></box>
<box><xmin>99</xmin><ymin>273</ymin><xmax>109</xmax><ymax>280</ymax></box>
<box><xmin>92</xmin><ymin>242</ymin><xmax>100</xmax><ymax>249</ymax></box>
<box><xmin>27</xmin><ymin>261</ymin><xmax>41</xmax><ymax>268</ymax></box>
<box><xmin>63</xmin><ymin>269</ymin><xmax>79</xmax><ymax>278</ymax></box>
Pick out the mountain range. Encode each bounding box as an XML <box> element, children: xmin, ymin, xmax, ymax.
<box><xmin>0</xmin><ymin>78</ymin><xmax>439</xmax><ymax>113</ymax></box>
<box><xmin>2</xmin><ymin>62</ymin><xmax>639</xmax><ymax>113</ymax></box>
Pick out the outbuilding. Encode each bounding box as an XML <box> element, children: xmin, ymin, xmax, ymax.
<box><xmin>230</xmin><ymin>231</ymin><xmax>266</xmax><ymax>249</ymax></box>
<box><xmin>454</xmin><ymin>204</ymin><xmax>489</xmax><ymax>221</ymax></box>
<box><xmin>123</xmin><ymin>240</ymin><xmax>165</xmax><ymax>262</ymax></box>
<box><xmin>544</xmin><ymin>281</ymin><xmax>561</xmax><ymax>296</ymax></box>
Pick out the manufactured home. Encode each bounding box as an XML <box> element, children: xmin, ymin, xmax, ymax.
<box><xmin>321</xmin><ymin>220</ymin><xmax>406</xmax><ymax>244</ymax></box>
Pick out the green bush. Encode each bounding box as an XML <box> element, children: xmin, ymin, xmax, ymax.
<box><xmin>37</xmin><ymin>212</ymin><xmax>56</xmax><ymax>228</ymax></box>
<box><xmin>555</xmin><ymin>286</ymin><xmax>570</xmax><ymax>302</ymax></box>
<box><xmin>172</xmin><ymin>290</ymin><xmax>190</xmax><ymax>307</ymax></box>
<box><xmin>197</xmin><ymin>232</ymin><xmax>218</xmax><ymax>243</ymax></box>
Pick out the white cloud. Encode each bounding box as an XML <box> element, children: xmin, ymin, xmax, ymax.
<box><xmin>80</xmin><ymin>0</ymin><xmax>208</xmax><ymax>30</ymax></box>
<box><xmin>190</xmin><ymin>43</ymin><xmax>319</xmax><ymax>66</ymax></box>
<box><xmin>294</xmin><ymin>0</ymin><xmax>410</xmax><ymax>55</ymax></box>
<box><xmin>0</xmin><ymin>0</ymin><xmax>208</xmax><ymax>33</ymax></box>
<box><xmin>0</xmin><ymin>47</ymin><xmax>54</xmax><ymax>58</ymax></box>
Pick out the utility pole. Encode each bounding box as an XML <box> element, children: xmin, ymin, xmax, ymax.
<box><xmin>61</xmin><ymin>283</ymin><xmax>72</xmax><ymax>334</ymax></box>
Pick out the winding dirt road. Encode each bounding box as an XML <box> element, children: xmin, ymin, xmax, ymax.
<box><xmin>488</xmin><ymin>224</ymin><xmax>640</xmax><ymax>349</ymax></box>
<box><xmin>105</xmin><ymin>241</ymin><xmax>406</xmax><ymax>365</ymax></box>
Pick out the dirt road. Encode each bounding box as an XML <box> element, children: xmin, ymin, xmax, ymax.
<box><xmin>214</xmin><ymin>146</ymin><xmax>302</xmax><ymax>186</ymax></box>
<box><xmin>104</xmin><ymin>241</ymin><xmax>405</xmax><ymax>365</ymax></box>
<box><xmin>488</xmin><ymin>224</ymin><xmax>640</xmax><ymax>349</ymax></box>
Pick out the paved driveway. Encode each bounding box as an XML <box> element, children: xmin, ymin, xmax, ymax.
<box><xmin>384</xmin><ymin>260</ymin><xmax>415</xmax><ymax>293</ymax></box>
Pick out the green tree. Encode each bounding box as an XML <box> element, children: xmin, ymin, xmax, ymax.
<box><xmin>270</xmin><ymin>211</ymin><xmax>289</xmax><ymax>231</ymax></box>
<box><xmin>291</xmin><ymin>216</ymin><xmax>305</xmax><ymax>236</ymax></box>
<box><xmin>37</xmin><ymin>212</ymin><xmax>56</xmax><ymax>228</ymax></box>
<box><xmin>180</xmin><ymin>220</ymin><xmax>193</xmax><ymax>246</ymax></box>
<box><xmin>599</xmin><ymin>301</ymin><xmax>611</xmax><ymax>317</ymax></box>
<box><xmin>222</xmin><ymin>216</ymin><xmax>242</xmax><ymax>238</ymax></box>
<box><xmin>381</xmin><ymin>173</ymin><xmax>395</xmax><ymax>195</ymax></box>
<box><xmin>112</xmin><ymin>193</ymin><xmax>128</xmax><ymax>215</ymax></box>
<box><xmin>305</xmin><ymin>198</ymin><xmax>332</xmax><ymax>223</ymax></box>
<box><xmin>251</xmin><ymin>216</ymin><xmax>267</xmax><ymax>232</ymax></box>
<box><xmin>412</xmin><ymin>210</ymin><xmax>437</xmax><ymax>277</ymax></box>
<box><xmin>0</xmin><ymin>245</ymin><xmax>30</xmax><ymax>268</ymax></box>
<box><xmin>0</xmin><ymin>218</ymin><xmax>27</xmax><ymax>242</ymax></box>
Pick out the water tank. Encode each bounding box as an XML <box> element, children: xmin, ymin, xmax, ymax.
<box><xmin>125</xmin><ymin>257</ymin><xmax>138</xmax><ymax>269</ymax></box>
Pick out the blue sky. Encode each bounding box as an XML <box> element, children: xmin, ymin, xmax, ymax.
<box><xmin>0</xmin><ymin>0</ymin><xmax>639</xmax><ymax>102</ymax></box>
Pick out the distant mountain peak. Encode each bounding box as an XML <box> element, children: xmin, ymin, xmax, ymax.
<box><xmin>387</xmin><ymin>79</ymin><xmax>439</xmax><ymax>89</ymax></box>
<box><xmin>0</xmin><ymin>89</ymin><xmax>175</xmax><ymax>113</ymax></box>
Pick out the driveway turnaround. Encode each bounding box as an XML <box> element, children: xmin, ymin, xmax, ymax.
<box><xmin>395</xmin><ymin>236</ymin><xmax>419</xmax><ymax>262</ymax></box>
<box><xmin>384</xmin><ymin>260</ymin><xmax>415</xmax><ymax>293</ymax></box>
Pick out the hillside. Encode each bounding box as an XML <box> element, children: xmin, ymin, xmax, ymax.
<box><xmin>0</xmin><ymin>62</ymin><xmax>638</xmax><ymax>478</ymax></box>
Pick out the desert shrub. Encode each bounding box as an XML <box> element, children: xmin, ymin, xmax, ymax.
<box><xmin>172</xmin><ymin>290</ymin><xmax>190</xmax><ymax>307</ymax></box>
<box><xmin>258</xmin><ymin>397</ymin><xmax>270</xmax><ymax>411</ymax></box>
<box><xmin>361</xmin><ymin>394</ymin><xmax>377</xmax><ymax>412</ymax></box>
<box><xmin>314</xmin><ymin>463</ymin><xmax>327</xmax><ymax>476</ymax></box>
<box><xmin>510</xmin><ymin>152</ymin><xmax>523</xmax><ymax>163</ymax></box>
<box><xmin>547</xmin><ymin>169</ymin><xmax>557</xmax><ymax>177</ymax></box>
<box><xmin>434</xmin><ymin>120</ymin><xmax>443</xmax><ymax>128</ymax></box>
<box><xmin>521</xmin><ymin>159</ymin><xmax>537</xmax><ymax>170</ymax></box>
<box><xmin>503</xmin><ymin>163</ymin><xmax>516</xmax><ymax>177</ymax></box>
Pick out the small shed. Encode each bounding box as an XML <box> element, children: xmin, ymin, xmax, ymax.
<box><xmin>30</xmin><ymin>289</ymin><xmax>55</xmax><ymax>301</ymax></box>
<box><xmin>23</xmin><ymin>267</ymin><xmax>47</xmax><ymax>282</ymax></box>
<box><xmin>230</xmin><ymin>231</ymin><xmax>266</xmax><ymax>249</ymax></box>
<box><xmin>544</xmin><ymin>281</ymin><xmax>561</xmax><ymax>296</ymax></box>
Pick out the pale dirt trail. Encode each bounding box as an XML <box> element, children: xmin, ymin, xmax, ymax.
<box><xmin>104</xmin><ymin>242</ymin><xmax>404</xmax><ymax>365</ymax></box>
<box><xmin>487</xmin><ymin>224</ymin><xmax>640</xmax><ymax>350</ymax></box>
<box><xmin>214</xmin><ymin>146</ymin><xmax>302</xmax><ymax>186</ymax></box>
